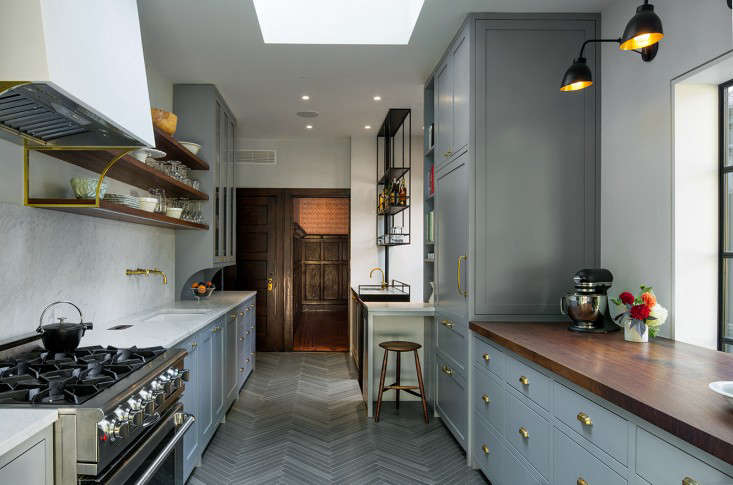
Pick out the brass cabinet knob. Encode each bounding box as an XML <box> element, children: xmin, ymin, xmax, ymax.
<box><xmin>519</xmin><ymin>376</ymin><xmax>529</xmax><ymax>386</ymax></box>
<box><xmin>577</xmin><ymin>478</ymin><xmax>588</xmax><ymax>485</ymax></box>
<box><xmin>246</xmin><ymin>330</ymin><xmax>250</xmax><ymax>335</ymax></box>
<box><xmin>239</xmin><ymin>337</ymin><xmax>244</xmax><ymax>342</ymax></box>
<box><xmin>240</xmin><ymin>367</ymin><xmax>244</xmax><ymax>373</ymax></box>
<box><xmin>230</xmin><ymin>313</ymin><xmax>236</xmax><ymax>319</ymax></box>
<box><xmin>441</xmin><ymin>320</ymin><xmax>454</xmax><ymax>328</ymax></box>
<box><xmin>239</xmin><ymin>311</ymin><xmax>245</xmax><ymax>316</ymax></box>
<box><xmin>682</xmin><ymin>478</ymin><xmax>699</xmax><ymax>485</ymax></box>
<box><xmin>481</xmin><ymin>394</ymin><xmax>490</xmax><ymax>403</ymax></box>
<box><xmin>518</xmin><ymin>427</ymin><xmax>529</xmax><ymax>439</ymax></box>
<box><xmin>577</xmin><ymin>412</ymin><xmax>592</xmax><ymax>426</ymax></box>
<box><xmin>481</xmin><ymin>444</ymin><xmax>489</xmax><ymax>455</ymax></box>
<box><xmin>441</xmin><ymin>365</ymin><xmax>453</xmax><ymax>376</ymax></box>
<box><xmin>482</xmin><ymin>353</ymin><xmax>490</xmax><ymax>362</ymax></box>
<box><xmin>246</xmin><ymin>358</ymin><xmax>250</xmax><ymax>363</ymax></box>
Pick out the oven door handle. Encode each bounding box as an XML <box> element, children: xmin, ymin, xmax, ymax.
<box><xmin>133</xmin><ymin>413</ymin><xmax>195</xmax><ymax>485</ymax></box>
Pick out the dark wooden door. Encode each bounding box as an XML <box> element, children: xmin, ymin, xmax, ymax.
<box><xmin>233</xmin><ymin>194</ymin><xmax>283</xmax><ymax>351</ymax></box>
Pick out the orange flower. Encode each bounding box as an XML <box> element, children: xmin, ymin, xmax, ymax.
<box><xmin>641</xmin><ymin>292</ymin><xmax>656</xmax><ymax>309</ymax></box>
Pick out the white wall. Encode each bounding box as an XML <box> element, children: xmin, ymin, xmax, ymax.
<box><xmin>235</xmin><ymin>137</ymin><xmax>350</xmax><ymax>188</ymax></box>
<box><xmin>601</xmin><ymin>0</ymin><xmax>732</xmax><ymax>338</ymax></box>
<box><xmin>146</xmin><ymin>63</ymin><xmax>173</xmax><ymax>112</ymax></box>
<box><xmin>350</xmin><ymin>135</ymin><xmax>423</xmax><ymax>302</ymax></box>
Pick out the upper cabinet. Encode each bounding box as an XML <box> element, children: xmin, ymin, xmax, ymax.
<box><xmin>0</xmin><ymin>0</ymin><xmax>154</xmax><ymax>147</ymax></box>
<box><xmin>174</xmin><ymin>85</ymin><xmax>237</xmax><ymax>299</ymax></box>
<box><xmin>435</xmin><ymin>27</ymin><xmax>470</xmax><ymax>167</ymax></box>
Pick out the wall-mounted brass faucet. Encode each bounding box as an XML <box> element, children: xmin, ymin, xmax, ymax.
<box><xmin>126</xmin><ymin>268</ymin><xmax>167</xmax><ymax>285</ymax></box>
<box><xmin>369</xmin><ymin>267</ymin><xmax>387</xmax><ymax>290</ymax></box>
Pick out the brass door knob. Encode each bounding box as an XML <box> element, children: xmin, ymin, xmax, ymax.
<box><xmin>441</xmin><ymin>320</ymin><xmax>454</xmax><ymax>328</ymax></box>
<box><xmin>482</xmin><ymin>353</ymin><xmax>490</xmax><ymax>362</ymax></box>
<box><xmin>682</xmin><ymin>478</ymin><xmax>699</xmax><ymax>485</ymax></box>
<box><xmin>519</xmin><ymin>376</ymin><xmax>529</xmax><ymax>385</ymax></box>
<box><xmin>518</xmin><ymin>427</ymin><xmax>529</xmax><ymax>439</ymax></box>
<box><xmin>481</xmin><ymin>394</ymin><xmax>490</xmax><ymax>403</ymax></box>
<box><xmin>577</xmin><ymin>478</ymin><xmax>588</xmax><ymax>485</ymax></box>
<box><xmin>481</xmin><ymin>444</ymin><xmax>489</xmax><ymax>455</ymax></box>
<box><xmin>577</xmin><ymin>412</ymin><xmax>592</xmax><ymax>426</ymax></box>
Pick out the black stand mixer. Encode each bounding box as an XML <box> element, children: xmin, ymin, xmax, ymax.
<box><xmin>560</xmin><ymin>268</ymin><xmax>620</xmax><ymax>333</ymax></box>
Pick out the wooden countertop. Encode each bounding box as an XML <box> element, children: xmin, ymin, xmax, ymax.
<box><xmin>469</xmin><ymin>321</ymin><xmax>733</xmax><ymax>465</ymax></box>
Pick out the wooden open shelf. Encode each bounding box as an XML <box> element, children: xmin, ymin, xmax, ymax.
<box><xmin>153</xmin><ymin>127</ymin><xmax>210</xmax><ymax>170</ymax></box>
<box><xmin>28</xmin><ymin>199</ymin><xmax>209</xmax><ymax>230</ymax></box>
<box><xmin>38</xmin><ymin>149</ymin><xmax>209</xmax><ymax>200</ymax></box>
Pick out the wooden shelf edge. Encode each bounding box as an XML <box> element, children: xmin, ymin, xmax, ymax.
<box><xmin>27</xmin><ymin>199</ymin><xmax>209</xmax><ymax>230</ymax></box>
<box><xmin>153</xmin><ymin>127</ymin><xmax>210</xmax><ymax>171</ymax></box>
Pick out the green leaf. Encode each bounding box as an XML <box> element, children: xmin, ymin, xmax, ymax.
<box><xmin>649</xmin><ymin>327</ymin><xmax>657</xmax><ymax>338</ymax></box>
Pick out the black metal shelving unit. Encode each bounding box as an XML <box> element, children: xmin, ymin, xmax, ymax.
<box><xmin>376</xmin><ymin>108</ymin><xmax>411</xmax><ymax>281</ymax></box>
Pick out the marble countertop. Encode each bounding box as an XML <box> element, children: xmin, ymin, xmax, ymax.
<box><xmin>80</xmin><ymin>291</ymin><xmax>256</xmax><ymax>349</ymax></box>
<box><xmin>0</xmin><ymin>409</ymin><xmax>57</xmax><ymax>457</ymax></box>
<box><xmin>363</xmin><ymin>301</ymin><xmax>435</xmax><ymax>316</ymax></box>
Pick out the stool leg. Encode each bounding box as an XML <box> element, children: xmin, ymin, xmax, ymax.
<box><xmin>375</xmin><ymin>348</ymin><xmax>389</xmax><ymax>422</ymax></box>
<box><xmin>395</xmin><ymin>352</ymin><xmax>401</xmax><ymax>410</ymax></box>
<box><xmin>414</xmin><ymin>350</ymin><xmax>429</xmax><ymax>424</ymax></box>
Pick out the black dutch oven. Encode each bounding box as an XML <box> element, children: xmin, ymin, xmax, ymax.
<box><xmin>37</xmin><ymin>301</ymin><xmax>93</xmax><ymax>353</ymax></box>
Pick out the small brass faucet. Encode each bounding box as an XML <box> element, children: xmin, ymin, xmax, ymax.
<box><xmin>369</xmin><ymin>267</ymin><xmax>387</xmax><ymax>290</ymax></box>
<box><xmin>126</xmin><ymin>268</ymin><xmax>167</xmax><ymax>285</ymax></box>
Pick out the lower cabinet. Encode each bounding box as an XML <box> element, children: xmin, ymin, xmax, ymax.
<box><xmin>0</xmin><ymin>425</ymin><xmax>53</xmax><ymax>485</ymax></box>
<box><xmin>181</xmin><ymin>295</ymin><xmax>257</xmax><ymax>482</ymax></box>
<box><xmin>435</xmin><ymin>351</ymin><xmax>467</xmax><ymax>447</ymax></box>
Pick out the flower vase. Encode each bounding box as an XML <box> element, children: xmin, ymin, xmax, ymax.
<box><xmin>624</xmin><ymin>321</ymin><xmax>648</xmax><ymax>343</ymax></box>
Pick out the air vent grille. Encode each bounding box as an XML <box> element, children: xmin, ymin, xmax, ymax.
<box><xmin>236</xmin><ymin>149</ymin><xmax>277</xmax><ymax>165</ymax></box>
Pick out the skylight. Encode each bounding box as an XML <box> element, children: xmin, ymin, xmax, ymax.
<box><xmin>252</xmin><ymin>0</ymin><xmax>425</xmax><ymax>45</ymax></box>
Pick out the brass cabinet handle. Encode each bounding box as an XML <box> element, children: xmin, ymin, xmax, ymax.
<box><xmin>441</xmin><ymin>365</ymin><xmax>453</xmax><ymax>376</ymax></box>
<box><xmin>457</xmin><ymin>255</ymin><xmax>468</xmax><ymax>297</ymax></box>
<box><xmin>577</xmin><ymin>479</ymin><xmax>588</xmax><ymax>485</ymax></box>
<box><xmin>682</xmin><ymin>478</ymin><xmax>699</xmax><ymax>485</ymax></box>
<box><xmin>518</xmin><ymin>427</ymin><xmax>529</xmax><ymax>439</ymax></box>
<box><xmin>577</xmin><ymin>412</ymin><xmax>592</xmax><ymax>426</ymax></box>
<box><xmin>441</xmin><ymin>319</ymin><xmax>454</xmax><ymax>328</ymax></box>
<box><xmin>519</xmin><ymin>376</ymin><xmax>529</xmax><ymax>386</ymax></box>
<box><xmin>481</xmin><ymin>444</ymin><xmax>489</xmax><ymax>455</ymax></box>
<box><xmin>481</xmin><ymin>394</ymin><xmax>490</xmax><ymax>403</ymax></box>
<box><xmin>482</xmin><ymin>353</ymin><xmax>490</xmax><ymax>362</ymax></box>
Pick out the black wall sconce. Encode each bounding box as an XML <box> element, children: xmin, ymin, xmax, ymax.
<box><xmin>561</xmin><ymin>0</ymin><xmax>663</xmax><ymax>92</ymax></box>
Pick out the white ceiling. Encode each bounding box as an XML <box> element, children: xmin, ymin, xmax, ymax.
<box><xmin>139</xmin><ymin>0</ymin><xmax>612</xmax><ymax>138</ymax></box>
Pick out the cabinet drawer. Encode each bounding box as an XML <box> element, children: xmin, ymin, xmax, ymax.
<box><xmin>506</xmin><ymin>354</ymin><xmax>551</xmax><ymax>410</ymax></box>
<box><xmin>472</xmin><ymin>334</ymin><xmax>504</xmax><ymax>378</ymax></box>
<box><xmin>554</xmin><ymin>382</ymin><xmax>628</xmax><ymax>465</ymax></box>
<box><xmin>555</xmin><ymin>430</ymin><xmax>626</xmax><ymax>485</ymax></box>
<box><xmin>436</xmin><ymin>354</ymin><xmax>467</xmax><ymax>446</ymax></box>
<box><xmin>505</xmin><ymin>391</ymin><xmax>551</xmax><ymax>479</ymax></box>
<box><xmin>472</xmin><ymin>412</ymin><xmax>504</xmax><ymax>484</ymax></box>
<box><xmin>472</xmin><ymin>365</ymin><xmax>504</xmax><ymax>433</ymax></box>
<box><xmin>636</xmin><ymin>428</ymin><xmax>733</xmax><ymax>485</ymax></box>
<box><xmin>436</xmin><ymin>315</ymin><xmax>466</xmax><ymax>370</ymax></box>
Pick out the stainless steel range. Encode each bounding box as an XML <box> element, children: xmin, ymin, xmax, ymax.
<box><xmin>0</xmin><ymin>345</ymin><xmax>194</xmax><ymax>485</ymax></box>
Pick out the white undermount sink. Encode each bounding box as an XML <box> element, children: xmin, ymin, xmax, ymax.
<box><xmin>139</xmin><ymin>310</ymin><xmax>210</xmax><ymax>323</ymax></box>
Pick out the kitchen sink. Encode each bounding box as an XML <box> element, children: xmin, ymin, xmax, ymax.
<box><xmin>139</xmin><ymin>310</ymin><xmax>210</xmax><ymax>323</ymax></box>
<box><xmin>358</xmin><ymin>280</ymin><xmax>410</xmax><ymax>302</ymax></box>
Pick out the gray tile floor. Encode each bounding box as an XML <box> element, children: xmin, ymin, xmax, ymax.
<box><xmin>189</xmin><ymin>352</ymin><xmax>488</xmax><ymax>484</ymax></box>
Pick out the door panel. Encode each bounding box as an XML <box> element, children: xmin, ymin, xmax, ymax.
<box><xmin>435</xmin><ymin>60</ymin><xmax>453</xmax><ymax>166</ymax></box>
<box><xmin>436</xmin><ymin>155</ymin><xmax>468</xmax><ymax>318</ymax></box>
<box><xmin>322</xmin><ymin>264</ymin><xmax>340</xmax><ymax>300</ymax></box>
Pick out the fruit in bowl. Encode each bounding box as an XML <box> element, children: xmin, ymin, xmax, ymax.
<box><xmin>191</xmin><ymin>281</ymin><xmax>215</xmax><ymax>298</ymax></box>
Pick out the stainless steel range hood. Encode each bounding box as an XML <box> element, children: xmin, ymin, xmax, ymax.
<box><xmin>0</xmin><ymin>82</ymin><xmax>146</xmax><ymax>146</ymax></box>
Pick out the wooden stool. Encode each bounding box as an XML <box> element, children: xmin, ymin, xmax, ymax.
<box><xmin>374</xmin><ymin>340</ymin><xmax>429</xmax><ymax>423</ymax></box>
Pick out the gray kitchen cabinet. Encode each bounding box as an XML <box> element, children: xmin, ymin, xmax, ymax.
<box><xmin>181</xmin><ymin>334</ymin><xmax>200</xmax><ymax>481</ymax></box>
<box><xmin>173</xmin><ymin>84</ymin><xmax>237</xmax><ymax>299</ymax></box>
<box><xmin>435</xmin><ymin>352</ymin><xmax>467</xmax><ymax>448</ymax></box>
<box><xmin>0</xmin><ymin>426</ymin><xmax>53</xmax><ymax>485</ymax></box>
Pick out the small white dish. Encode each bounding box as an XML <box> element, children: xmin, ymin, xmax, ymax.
<box><xmin>166</xmin><ymin>207</ymin><xmax>183</xmax><ymax>219</ymax></box>
<box><xmin>709</xmin><ymin>381</ymin><xmax>733</xmax><ymax>408</ymax></box>
<box><xmin>179</xmin><ymin>141</ymin><xmax>201</xmax><ymax>155</ymax></box>
<box><xmin>130</xmin><ymin>148</ymin><xmax>166</xmax><ymax>162</ymax></box>
<box><xmin>138</xmin><ymin>197</ymin><xmax>158</xmax><ymax>213</ymax></box>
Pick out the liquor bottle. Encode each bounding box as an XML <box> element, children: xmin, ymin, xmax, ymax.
<box><xmin>398</xmin><ymin>179</ymin><xmax>407</xmax><ymax>206</ymax></box>
<box><xmin>389</xmin><ymin>180</ymin><xmax>396</xmax><ymax>205</ymax></box>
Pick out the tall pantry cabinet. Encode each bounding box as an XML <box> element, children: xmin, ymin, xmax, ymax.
<box><xmin>424</xmin><ymin>13</ymin><xmax>600</xmax><ymax>454</ymax></box>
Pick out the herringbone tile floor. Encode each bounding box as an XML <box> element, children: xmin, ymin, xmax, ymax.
<box><xmin>189</xmin><ymin>352</ymin><xmax>488</xmax><ymax>485</ymax></box>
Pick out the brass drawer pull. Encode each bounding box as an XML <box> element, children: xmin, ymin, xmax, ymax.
<box><xmin>577</xmin><ymin>412</ymin><xmax>592</xmax><ymax>426</ymax></box>
<box><xmin>441</xmin><ymin>319</ymin><xmax>454</xmax><ymax>328</ymax></box>
<box><xmin>518</xmin><ymin>427</ymin><xmax>529</xmax><ymax>439</ymax></box>
<box><xmin>577</xmin><ymin>478</ymin><xmax>588</xmax><ymax>485</ymax></box>
<box><xmin>519</xmin><ymin>376</ymin><xmax>529</xmax><ymax>385</ymax></box>
<box><xmin>482</xmin><ymin>353</ymin><xmax>490</xmax><ymax>362</ymax></box>
<box><xmin>481</xmin><ymin>394</ymin><xmax>490</xmax><ymax>403</ymax></box>
<box><xmin>481</xmin><ymin>444</ymin><xmax>490</xmax><ymax>455</ymax></box>
<box><xmin>682</xmin><ymin>478</ymin><xmax>699</xmax><ymax>485</ymax></box>
<box><xmin>441</xmin><ymin>365</ymin><xmax>453</xmax><ymax>376</ymax></box>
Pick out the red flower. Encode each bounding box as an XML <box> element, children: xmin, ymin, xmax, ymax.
<box><xmin>630</xmin><ymin>304</ymin><xmax>651</xmax><ymax>321</ymax></box>
<box><xmin>619</xmin><ymin>292</ymin><xmax>635</xmax><ymax>305</ymax></box>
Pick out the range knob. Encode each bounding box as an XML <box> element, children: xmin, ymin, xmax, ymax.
<box><xmin>113</xmin><ymin>406</ymin><xmax>130</xmax><ymax>424</ymax></box>
<box><xmin>113</xmin><ymin>419</ymin><xmax>129</xmax><ymax>439</ymax></box>
<box><xmin>157</xmin><ymin>375</ymin><xmax>174</xmax><ymax>395</ymax></box>
<box><xmin>148</xmin><ymin>381</ymin><xmax>166</xmax><ymax>406</ymax></box>
<box><xmin>98</xmin><ymin>418</ymin><xmax>129</xmax><ymax>441</ymax></box>
<box><xmin>166</xmin><ymin>368</ymin><xmax>183</xmax><ymax>389</ymax></box>
<box><xmin>138</xmin><ymin>390</ymin><xmax>156</xmax><ymax>414</ymax></box>
<box><xmin>98</xmin><ymin>419</ymin><xmax>113</xmax><ymax>442</ymax></box>
<box><xmin>125</xmin><ymin>398</ymin><xmax>145</xmax><ymax>426</ymax></box>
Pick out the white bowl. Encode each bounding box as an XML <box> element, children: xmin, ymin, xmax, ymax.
<box><xmin>138</xmin><ymin>197</ymin><xmax>158</xmax><ymax>213</ymax></box>
<box><xmin>179</xmin><ymin>141</ymin><xmax>201</xmax><ymax>155</ymax></box>
<box><xmin>709</xmin><ymin>381</ymin><xmax>733</xmax><ymax>408</ymax></box>
<box><xmin>130</xmin><ymin>148</ymin><xmax>166</xmax><ymax>162</ymax></box>
<box><xmin>166</xmin><ymin>207</ymin><xmax>183</xmax><ymax>219</ymax></box>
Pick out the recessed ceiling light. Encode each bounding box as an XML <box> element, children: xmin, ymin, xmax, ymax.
<box><xmin>306</xmin><ymin>124</ymin><xmax>313</xmax><ymax>130</ymax></box>
<box><xmin>373</xmin><ymin>95</ymin><xmax>382</xmax><ymax>101</ymax></box>
<box><xmin>253</xmin><ymin>0</ymin><xmax>425</xmax><ymax>45</ymax></box>
<box><xmin>364</xmin><ymin>125</ymin><xmax>371</xmax><ymax>130</ymax></box>
<box><xmin>301</xmin><ymin>95</ymin><xmax>310</xmax><ymax>100</ymax></box>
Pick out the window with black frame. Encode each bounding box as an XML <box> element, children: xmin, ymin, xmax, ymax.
<box><xmin>720</xmin><ymin>79</ymin><xmax>733</xmax><ymax>351</ymax></box>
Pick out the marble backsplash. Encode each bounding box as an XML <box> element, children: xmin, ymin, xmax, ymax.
<box><xmin>0</xmin><ymin>201</ymin><xmax>175</xmax><ymax>342</ymax></box>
